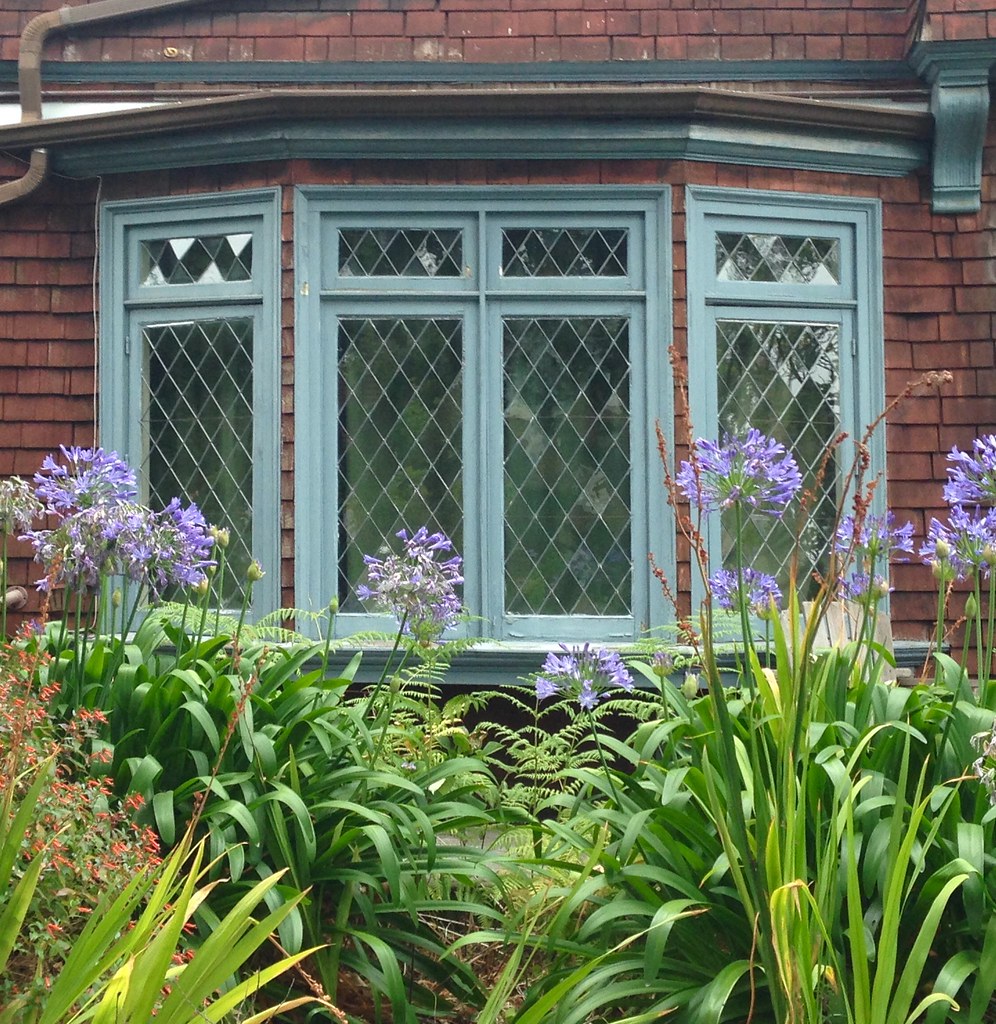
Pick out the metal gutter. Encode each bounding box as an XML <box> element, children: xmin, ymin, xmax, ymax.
<box><xmin>0</xmin><ymin>0</ymin><xmax>212</xmax><ymax>207</ymax></box>
<box><xmin>0</xmin><ymin>85</ymin><xmax>934</xmax><ymax>153</ymax></box>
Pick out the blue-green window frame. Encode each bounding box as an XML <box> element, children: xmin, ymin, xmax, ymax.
<box><xmin>99</xmin><ymin>189</ymin><xmax>282</xmax><ymax>614</ymax></box>
<box><xmin>684</xmin><ymin>186</ymin><xmax>885</xmax><ymax>603</ymax></box>
<box><xmin>295</xmin><ymin>186</ymin><xmax>672</xmax><ymax>642</ymax></box>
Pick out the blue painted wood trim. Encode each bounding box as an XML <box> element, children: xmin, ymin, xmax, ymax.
<box><xmin>293</xmin><ymin>185</ymin><xmax>673</xmax><ymax>643</ymax></box>
<box><xmin>0</xmin><ymin>58</ymin><xmax>918</xmax><ymax>87</ymax></box>
<box><xmin>99</xmin><ymin>189</ymin><xmax>283</xmax><ymax>615</ymax></box>
<box><xmin>909</xmin><ymin>41</ymin><xmax>996</xmax><ymax>213</ymax></box>
<box><xmin>50</xmin><ymin>117</ymin><xmax>928</xmax><ymax>179</ymax></box>
<box><xmin>683</xmin><ymin>186</ymin><xmax>885</xmax><ymax>609</ymax></box>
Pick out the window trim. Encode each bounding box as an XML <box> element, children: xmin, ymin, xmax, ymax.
<box><xmin>100</xmin><ymin>188</ymin><xmax>282</xmax><ymax>614</ymax></box>
<box><xmin>684</xmin><ymin>186</ymin><xmax>885</xmax><ymax>605</ymax></box>
<box><xmin>294</xmin><ymin>185</ymin><xmax>673</xmax><ymax>642</ymax></box>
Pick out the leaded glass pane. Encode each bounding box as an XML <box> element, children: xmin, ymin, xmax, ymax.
<box><xmin>503</xmin><ymin>316</ymin><xmax>631</xmax><ymax>616</ymax></box>
<box><xmin>142</xmin><ymin>318</ymin><xmax>254</xmax><ymax>607</ymax></box>
<box><xmin>501</xmin><ymin>228</ymin><xmax>628</xmax><ymax>277</ymax></box>
<box><xmin>338</xmin><ymin>228</ymin><xmax>463</xmax><ymax>277</ymax></box>
<box><xmin>140</xmin><ymin>234</ymin><xmax>252</xmax><ymax>286</ymax></box>
<box><xmin>717</xmin><ymin>319</ymin><xmax>841</xmax><ymax>598</ymax></box>
<box><xmin>716</xmin><ymin>232</ymin><xmax>840</xmax><ymax>285</ymax></box>
<box><xmin>337</xmin><ymin>317</ymin><xmax>463</xmax><ymax>610</ymax></box>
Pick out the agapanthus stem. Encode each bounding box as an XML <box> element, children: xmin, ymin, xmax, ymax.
<box><xmin>934</xmin><ymin>575</ymin><xmax>947</xmax><ymax>685</ymax></box>
<box><xmin>362</xmin><ymin>611</ymin><xmax>409</xmax><ymax>724</ymax></box>
<box><xmin>587</xmin><ymin>707</ymin><xmax>622</xmax><ymax>808</ymax></box>
<box><xmin>734</xmin><ymin>504</ymin><xmax>756</xmax><ymax>697</ymax></box>
<box><xmin>319</xmin><ymin>599</ymin><xmax>338</xmax><ymax>680</ymax></box>
<box><xmin>984</xmin><ymin>571</ymin><xmax>996</xmax><ymax>708</ymax></box>
<box><xmin>213</xmin><ymin>545</ymin><xmax>227</xmax><ymax>635</ymax></box>
<box><xmin>234</xmin><ymin>577</ymin><xmax>254</xmax><ymax>646</ymax></box>
<box><xmin>975</xmin><ymin>577</ymin><xmax>985</xmax><ymax>705</ymax></box>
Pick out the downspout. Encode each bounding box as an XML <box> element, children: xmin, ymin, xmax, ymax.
<box><xmin>0</xmin><ymin>0</ymin><xmax>213</xmax><ymax>207</ymax></box>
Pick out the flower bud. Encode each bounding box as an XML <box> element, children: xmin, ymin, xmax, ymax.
<box><xmin>965</xmin><ymin>591</ymin><xmax>979</xmax><ymax>620</ymax></box>
<box><xmin>193</xmin><ymin>576</ymin><xmax>210</xmax><ymax>596</ymax></box>
<box><xmin>874</xmin><ymin>578</ymin><xmax>890</xmax><ymax>600</ymax></box>
<box><xmin>681</xmin><ymin>673</ymin><xmax>699</xmax><ymax>699</ymax></box>
<box><xmin>210</xmin><ymin>526</ymin><xmax>230</xmax><ymax>549</ymax></box>
<box><xmin>935</xmin><ymin>538</ymin><xmax>952</xmax><ymax>560</ymax></box>
<box><xmin>329</xmin><ymin>596</ymin><xmax>339</xmax><ymax>615</ymax></box>
<box><xmin>111</xmin><ymin>588</ymin><xmax>122</xmax><ymax>609</ymax></box>
<box><xmin>652</xmin><ymin>650</ymin><xmax>674</xmax><ymax>678</ymax></box>
<box><xmin>247</xmin><ymin>560</ymin><xmax>265</xmax><ymax>583</ymax></box>
<box><xmin>932</xmin><ymin>560</ymin><xmax>955</xmax><ymax>583</ymax></box>
<box><xmin>984</xmin><ymin>545</ymin><xmax>996</xmax><ymax>567</ymax></box>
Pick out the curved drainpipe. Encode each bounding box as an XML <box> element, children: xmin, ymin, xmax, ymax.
<box><xmin>0</xmin><ymin>0</ymin><xmax>213</xmax><ymax>207</ymax></box>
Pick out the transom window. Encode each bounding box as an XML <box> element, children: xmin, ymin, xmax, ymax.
<box><xmin>295</xmin><ymin>188</ymin><xmax>671</xmax><ymax>641</ymax></box>
<box><xmin>685</xmin><ymin>187</ymin><xmax>884</xmax><ymax>600</ymax></box>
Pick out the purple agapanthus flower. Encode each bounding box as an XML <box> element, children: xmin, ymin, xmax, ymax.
<box><xmin>34</xmin><ymin>445</ymin><xmax>137</xmax><ymax>513</ymax></box>
<box><xmin>677</xmin><ymin>429</ymin><xmax>802</xmax><ymax>519</ymax></box>
<box><xmin>25</xmin><ymin>443</ymin><xmax>216</xmax><ymax>597</ymax></box>
<box><xmin>142</xmin><ymin>499</ymin><xmax>215</xmax><ymax>599</ymax></box>
<box><xmin>944</xmin><ymin>435</ymin><xmax>996</xmax><ymax>507</ymax></box>
<box><xmin>25</xmin><ymin>501</ymin><xmax>151</xmax><ymax>592</ymax></box>
<box><xmin>920</xmin><ymin>505</ymin><xmax>996</xmax><ymax>581</ymax></box>
<box><xmin>709</xmin><ymin>567</ymin><xmax>782</xmax><ymax>614</ymax></box>
<box><xmin>357</xmin><ymin>526</ymin><xmax>464</xmax><ymax>643</ymax></box>
<box><xmin>535</xmin><ymin>642</ymin><xmax>634</xmax><ymax>711</ymax></box>
<box><xmin>835</xmin><ymin>512</ymin><xmax>915</xmax><ymax>600</ymax></box>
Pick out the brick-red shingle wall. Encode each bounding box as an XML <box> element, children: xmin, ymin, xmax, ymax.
<box><xmin>922</xmin><ymin>0</ymin><xmax>996</xmax><ymax>41</ymax></box>
<box><xmin>4</xmin><ymin>149</ymin><xmax>993</xmax><ymax>639</ymax></box>
<box><xmin>0</xmin><ymin>0</ymin><xmax>921</xmax><ymax>65</ymax></box>
<box><xmin>0</xmin><ymin>153</ymin><xmax>99</xmax><ymax>626</ymax></box>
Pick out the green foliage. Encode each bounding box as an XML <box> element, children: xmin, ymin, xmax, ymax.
<box><xmin>49</xmin><ymin>620</ymin><xmax>511</xmax><ymax>1020</ymax></box>
<box><xmin>0</xmin><ymin>636</ymin><xmax>319</xmax><ymax>1023</ymax></box>
<box><xmin>491</xmin><ymin>602</ymin><xmax>996</xmax><ymax>1024</ymax></box>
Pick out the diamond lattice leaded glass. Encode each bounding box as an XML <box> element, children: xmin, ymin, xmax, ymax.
<box><xmin>716</xmin><ymin>232</ymin><xmax>840</xmax><ymax>285</ymax></box>
<box><xmin>337</xmin><ymin>317</ymin><xmax>463</xmax><ymax>610</ymax></box>
<box><xmin>717</xmin><ymin>318</ymin><xmax>841</xmax><ymax>597</ymax></box>
<box><xmin>503</xmin><ymin>316</ymin><xmax>631</xmax><ymax>616</ymax></box>
<box><xmin>339</xmin><ymin>228</ymin><xmax>463</xmax><ymax>277</ymax></box>
<box><xmin>143</xmin><ymin>318</ymin><xmax>254</xmax><ymax>607</ymax></box>
<box><xmin>140</xmin><ymin>234</ymin><xmax>253</xmax><ymax>286</ymax></box>
<box><xmin>501</xmin><ymin>228</ymin><xmax>628</xmax><ymax>277</ymax></box>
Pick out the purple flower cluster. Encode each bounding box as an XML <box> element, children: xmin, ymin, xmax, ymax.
<box><xmin>708</xmin><ymin>567</ymin><xmax>782</xmax><ymax>614</ymax></box>
<box><xmin>943</xmin><ymin>435</ymin><xmax>996</xmax><ymax>506</ymax></box>
<box><xmin>835</xmin><ymin>512</ymin><xmax>915</xmax><ymax>601</ymax></box>
<box><xmin>920</xmin><ymin>505</ymin><xmax>996</xmax><ymax>582</ymax></box>
<box><xmin>536</xmin><ymin>643</ymin><xmax>634</xmax><ymax>710</ymax></box>
<box><xmin>34</xmin><ymin>445</ymin><xmax>137</xmax><ymax>512</ymax></box>
<box><xmin>677</xmin><ymin>429</ymin><xmax>802</xmax><ymax>519</ymax></box>
<box><xmin>917</xmin><ymin>438</ymin><xmax>996</xmax><ymax>582</ymax></box>
<box><xmin>25</xmin><ymin>446</ymin><xmax>213</xmax><ymax>597</ymax></box>
<box><xmin>357</xmin><ymin>527</ymin><xmax>463</xmax><ymax>643</ymax></box>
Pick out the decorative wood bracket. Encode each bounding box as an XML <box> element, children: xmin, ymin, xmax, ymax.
<box><xmin>910</xmin><ymin>41</ymin><xmax>995</xmax><ymax>214</ymax></box>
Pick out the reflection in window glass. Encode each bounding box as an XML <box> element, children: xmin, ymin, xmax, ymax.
<box><xmin>143</xmin><ymin>318</ymin><xmax>254</xmax><ymax>607</ymax></box>
<box><xmin>503</xmin><ymin>316</ymin><xmax>631</xmax><ymax>616</ymax></box>
<box><xmin>338</xmin><ymin>228</ymin><xmax>463</xmax><ymax>278</ymax></box>
<box><xmin>140</xmin><ymin>234</ymin><xmax>253</xmax><ymax>286</ymax></box>
<box><xmin>716</xmin><ymin>318</ymin><xmax>841</xmax><ymax>597</ymax></box>
<box><xmin>501</xmin><ymin>228</ymin><xmax>628</xmax><ymax>277</ymax></box>
<box><xmin>715</xmin><ymin>232</ymin><xmax>840</xmax><ymax>285</ymax></box>
<box><xmin>337</xmin><ymin>317</ymin><xmax>463</xmax><ymax>609</ymax></box>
